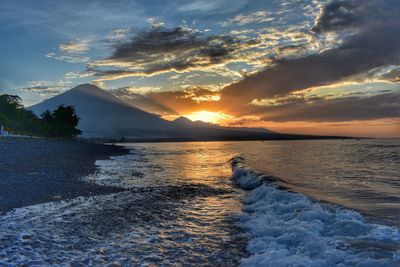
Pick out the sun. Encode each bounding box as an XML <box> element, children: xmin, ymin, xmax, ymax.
<box><xmin>184</xmin><ymin>111</ymin><xmax>231</xmax><ymax>124</ymax></box>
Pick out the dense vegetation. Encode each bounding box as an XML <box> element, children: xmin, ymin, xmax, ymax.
<box><xmin>0</xmin><ymin>94</ymin><xmax>81</xmax><ymax>138</ymax></box>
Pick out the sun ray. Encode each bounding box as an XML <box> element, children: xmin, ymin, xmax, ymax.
<box><xmin>184</xmin><ymin>111</ymin><xmax>231</xmax><ymax>124</ymax></box>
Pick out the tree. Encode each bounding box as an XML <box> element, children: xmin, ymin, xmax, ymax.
<box><xmin>14</xmin><ymin>109</ymin><xmax>41</xmax><ymax>135</ymax></box>
<box><xmin>40</xmin><ymin>110</ymin><xmax>53</xmax><ymax>123</ymax></box>
<box><xmin>0</xmin><ymin>94</ymin><xmax>41</xmax><ymax>135</ymax></box>
<box><xmin>0</xmin><ymin>94</ymin><xmax>23</xmax><ymax>120</ymax></box>
<box><xmin>0</xmin><ymin>113</ymin><xmax>8</xmax><ymax>128</ymax></box>
<box><xmin>1</xmin><ymin>94</ymin><xmax>83</xmax><ymax>138</ymax></box>
<box><xmin>47</xmin><ymin>105</ymin><xmax>82</xmax><ymax>138</ymax></box>
<box><xmin>0</xmin><ymin>94</ymin><xmax>23</xmax><ymax>108</ymax></box>
<box><xmin>0</xmin><ymin>94</ymin><xmax>82</xmax><ymax>138</ymax></box>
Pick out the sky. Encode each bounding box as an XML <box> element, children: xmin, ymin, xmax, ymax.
<box><xmin>0</xmin><ymin>0</ymin><xmax>399</xmax><ymax>138</ymax></box>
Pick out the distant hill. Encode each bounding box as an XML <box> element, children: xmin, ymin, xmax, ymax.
<box><xmin>30</xmin><ymin>84</ymin><xmax>347</xmax><ymax>141</ymax></box>
<box><xmin>173</xmin><ymin>116</ymin><xmax>276</xmax><ymax>133</ymax></box>
<box><xmin>30</xmin><ymin>84</ymin><xmax>174</xmax><ymax>138</ymax></box>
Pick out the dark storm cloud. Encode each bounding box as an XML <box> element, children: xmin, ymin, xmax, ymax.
<box><xmin>376</xmin><ymin>68</ymin><xmax>400</xmax><ymax>83</ymax></box>
<box><xmin>220</xmin><ymin>0</ymin><xmax>400</xmax><ymax>107</ymax></box>
<box><xmin>111</xmin><ymin>27</ymin><xmax>236</xmax><ymax>61</ymax></box>
<box><xmin>90</xmin><ymin>26</ymin><xmax>253</xmax><ymax>78</ymax></box>
<box><xmin>255</xmin><ymin>92</ymin><xmax>400</xmax><ymax>122</ymax></box>
<box><xmin>312</xmin><ymin>0</ymin><xmax>366</xmax><ymax>33</ymax></box>
<box><xmin>312</xmin><ymin>0</ymin><xmax>399</xmax><ymax>33</ymax></box>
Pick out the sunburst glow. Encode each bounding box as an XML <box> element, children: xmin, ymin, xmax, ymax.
<box><xmin>184</xmin><ymin>111</ymin><xmax>231</xmax><ymax>124</ymax></box>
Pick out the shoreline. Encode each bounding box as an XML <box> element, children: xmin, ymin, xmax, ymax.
<box><xmin>90</xmin><ymin>135</ymin><xmax>357</xmax><ymax>144</ymax></box>
<box><xmin>0</xmin><ymin>138</ymin><xmax>129</xmax><ymax>214</ymax></box>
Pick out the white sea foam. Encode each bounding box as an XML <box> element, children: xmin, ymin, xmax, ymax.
<box><xmin>231</xmin><ymin>156</ymin><xmax>400</xmax><ymax>267</ymax></box>
<box><xmin>0</xmin><ymin>146</ymin><xmax>247</xmax><ymax>266</ymax></box>
<box><xmin>0</xmin><ymin>185</ymin><xmax>244</xmax><ymax>266</ymax></box>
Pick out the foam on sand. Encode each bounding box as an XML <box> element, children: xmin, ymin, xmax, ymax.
<box><xmin>231</xmin><ymin>156</ymin><xmax>400</xmax><ymax>267</ymax></box>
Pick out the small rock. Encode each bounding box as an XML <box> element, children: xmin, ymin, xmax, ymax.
<box><xmin>21</xmin><ymin>233</ymin><xmax>32</xmax><ymax>240</ymax></box>
<box><xmin>97</xmin><ymin>247</ymin><xmax>105</xmax><ymax>255</ymax></box>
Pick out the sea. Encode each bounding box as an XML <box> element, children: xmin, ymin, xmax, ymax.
<box><xmin>1</xmin><ymin>139</ymin><xmax>399</xmax><ymax>266</ymax></box>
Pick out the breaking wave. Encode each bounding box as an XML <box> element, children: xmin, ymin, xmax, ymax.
<box><xmin>0</xmin><ymin>185</ymin><xmax>242</xmax><ymax>266</ymax></box>
<box><xmin>230</xmin><ymin>156</ymin><xmax>400</xmax><ymax>267</ymax></box>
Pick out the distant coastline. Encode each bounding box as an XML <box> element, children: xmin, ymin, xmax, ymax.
<box><xmin>93</xmin><ymin>134</ymin><xmax>356</xmax><ymax>144</ymax></box>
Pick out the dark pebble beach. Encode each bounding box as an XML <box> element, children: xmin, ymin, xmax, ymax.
<box><xmin>0</xmin><ymin>138</ymin><xmax>128</xmax><ymax>214</ymax></box>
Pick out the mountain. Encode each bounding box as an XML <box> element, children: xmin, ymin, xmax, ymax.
<box><xmin>173</xmin><ymin>116</ymin><xmax>275</xmax><ymax>133</ymax></box>
<box><xmin>30</xmin><ymin>84</ymin><xmax>346</xmax><ymax>141</ymax></box>
<box><xmin>30</xmin><ymin>84</ymin><xmax>175</xmax><ymax>138</ymax></box>
<box><xmin>173</xmin><ymin>116</ymin><xmax>196</xmax><ymax>126</ymax></box>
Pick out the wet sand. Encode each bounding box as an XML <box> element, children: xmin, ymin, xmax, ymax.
<box><xmin>0</xmin><ymin>138</ymin><xmax>128</xmax><ymax>214</ymax></box>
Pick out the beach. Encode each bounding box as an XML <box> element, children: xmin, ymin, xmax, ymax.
<box><xmin>0</xmin><ymin>138</ymin><xmax>128</xmax><ymax>214</ymax></box>
<box><xmin>0</xmin><ymin>139</ymin><xmax>399</xmax><ymax>266</ymax></box>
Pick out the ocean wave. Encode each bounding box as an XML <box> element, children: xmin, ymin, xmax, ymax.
<box><xmin>0</xmin><ymin>184</ymin><xmax>237</xmax><ymax>266</ymax></box>
<box><xmin>230</xmin><ymin>156</ymin><xmax>286</xmax><ymax>190</ymax></box>
<box><xmin>230</xmin><ymin>156</ymin><xmax>400</xmax><ymax>267</ymax></box>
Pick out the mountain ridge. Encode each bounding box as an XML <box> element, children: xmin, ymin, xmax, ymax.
<box><xmin>30</xmin><ymin>84</ymin><xmax>174</xmax><ymax>138</ymax></box>
<box><xmin>30</xmin><ymin>84</ymin><xmax>348</xmax><ymax>141</ymax></box>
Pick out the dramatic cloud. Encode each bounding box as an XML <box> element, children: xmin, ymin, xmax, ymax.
<box><xmin>19</xmin><ymin>81</ymin><xmax>70</xmax><ymax>95</ymax></box>
<box><xmin>250</xmin><ymin>92</ymin><xmax>400</xmax><ymax>122</ymax></box>
<box><xmin>220</xmin><ymin>11</ymin><xmax>274</xmax><ymax>27</ymax></box>
<box><xmin>312</xmin><ymin>0</ymin><xmax>389</xmax><ymax>33</ymax></box>
<box><xmin>111</xmin><ymin>87</ymin><xmax>176</xmax><ymax>116</ymax></box>
<box><xmin>312</xmin><ymin>0</ymin><xmax>367</xmax><ymax>33</ymax></box>
<box><xmin>3</xmin><ymin>0</ymin><xmax>399</xmax><ymax>136</ymax></box>
<box><xmin>182</xmin><ymin>87</ymin><xmax>220</xmax><ymax>103</ymax></box>
<box><xmin>46</xmin><ymin>39</ymin><xmax>90</xmax><ymax>63</ymax></box>
<box><xmin>59</xmin><ymin>40</ymin><xmax>89</xmax><ymax>53</ymax></box>
<box><xmin>373</xmin><ymin>66</ymin><xmax>400</xmax><ymax>83</ymax></box>
<box><xmin>111</xmin><ymin>86</ymin><xmax>221</xmax><ymax>115</ymax></box>
<box><xmin>220</xmin><ymin>0</ymin><xmax>400</xmax><ymax>107</ymax></box>
<box><xmin>89</xmin><ymin>26</ymin><xmax>259</xmax><ymax>80</ymax></box>
<box><xmin>176</xmin><ymin>0</ymin><xmax>248</xmax><ymax>14</ymax></box>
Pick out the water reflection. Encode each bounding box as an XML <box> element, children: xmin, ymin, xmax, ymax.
<box><xmin>0</xmin><ymin>141</ymin><xmax>248</xmax><ymax>266</ymax></box>
<box><xmin>1</xmin><ymin>139</ymin><xmax>398</xmax><ymax>266</ymax></box>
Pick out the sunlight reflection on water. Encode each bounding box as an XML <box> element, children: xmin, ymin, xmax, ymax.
<box><xmin>1</xmin><ymin>139</ymin><xmax>399</xmax><ymax>266</ymax></box>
